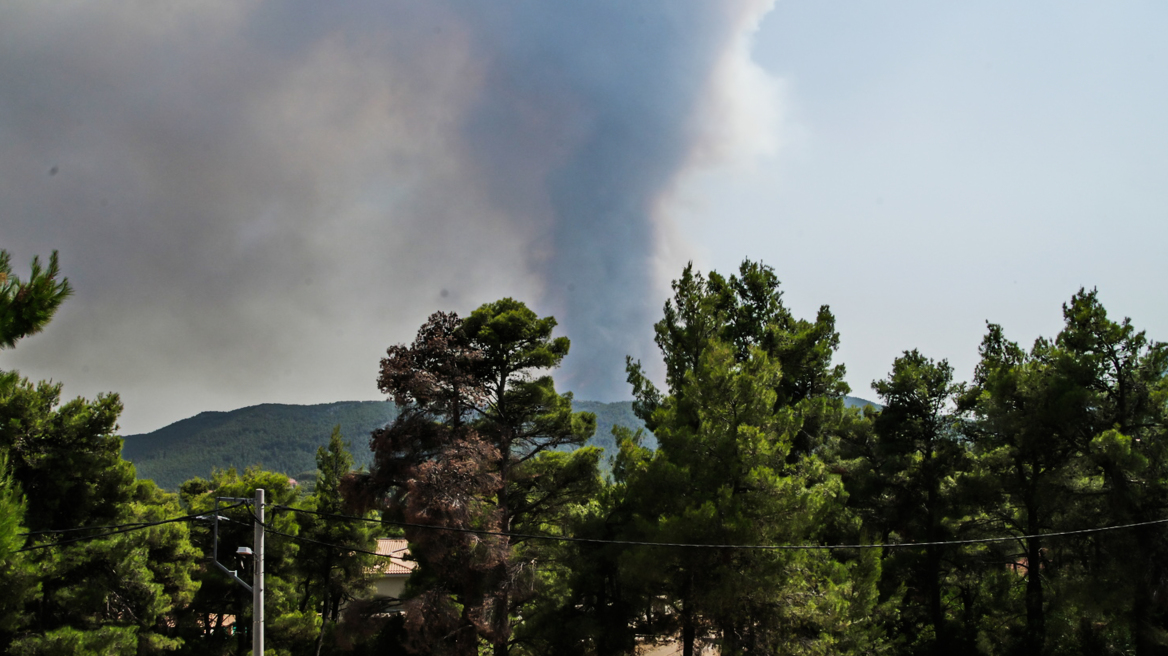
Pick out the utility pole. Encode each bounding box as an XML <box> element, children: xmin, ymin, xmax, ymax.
<box><xmin>254</xmin><ymin>488</ymin><xmax>265</xmax><ymax>656</ymax></box>
<box><xmin>206</xmin><ymin>492</ymin><xmax>264</xmax><ymax>655</ymax></box>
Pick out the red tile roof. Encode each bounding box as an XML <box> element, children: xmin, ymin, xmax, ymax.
<box><xmin>373</xmin><ymin>538</ymin><xmax>416</xmax><ymax>576</ymax></box>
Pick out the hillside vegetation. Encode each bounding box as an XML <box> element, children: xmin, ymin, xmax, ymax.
<box><xmin>121</xmin><ymin>401</ymin><xmax>399</xmax><ymax>490</ymax></box>
<box><xmin>122</xmin><ymin>396</ymin><xmax>877</xmax><ymax>490</ymax></box>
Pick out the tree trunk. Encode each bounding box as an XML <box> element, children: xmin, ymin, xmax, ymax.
<box><xmin>959</xmin><ymin>585</ymin><xmax>978</xmax><ymax>650</ymax></box>
<box><xmin>926</xmin><ymin>472</ymin><xmax>945</xmax><ymax>654</ymax></box>
<box><xmin>492</xmin><ymin>589</ymin><xmax>510</xmax><ymax>656</ymax></box>
<box><xmin>315</xmin><ymin>596</ymin><xmax>329</xmax><ymax>656</ymax></box>
<box><xmin>456</xmin><ymin>604</ymin><xmax>480</xmax><ymax>656</ymax></box>
<box><xmin>721</xmin><ymin>619</ymin><xmax>740</xmax><ymax>656</ymax></box>
<box><xmin>1132</xmin><ymin>531</ymin><xmax>1168</xmax><ymax>656</ymax></box>
<box><xmin>682</xmin><ymin>609</ymin><xmax>696</xmax><ymax>656</ymax></box>
<box><xmin>1024</xmin><ymin>533</ymin><xmax>1045</xmax><ymax>655</ymax></box>
<box><xmin>681</xmin><ymin>573</ymin><xmax>696</xmax><ymax>656</ymax></box>
<box><xmin>1135</xmin><ymin>577</ymin><xmax>1154</xmax><ymax>656</ymax></box>
<box><xmin>491</xmin><ymin>430</ymin><xmax>514</xmax><ymax>656</ymax></box>
<box><xmin>927</xmin><ymin>543</ymin><xmax>944</xmax><ymax>654</ymax></box>
<box><xmin>237</xmin><ymin>604</ymin><xmax>249</xmax><ymax>656</ymax></box>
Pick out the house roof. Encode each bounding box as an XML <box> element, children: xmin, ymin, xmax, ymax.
<box><xmin>373</xmin><ymin>538</ymin><xmax>416</xmax><ymax>576</ymax></box>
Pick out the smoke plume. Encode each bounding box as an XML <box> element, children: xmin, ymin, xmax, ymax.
<box><xmin>0</xmin><ymin>0</ymin><xmax>780</xmax><ymax>431</ymax></box>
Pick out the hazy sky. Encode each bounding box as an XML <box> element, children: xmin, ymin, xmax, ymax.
<box><xmin>2</xmin><ymin>1</ymin><xmax>1165</xmax><ymax>435</ymax></box>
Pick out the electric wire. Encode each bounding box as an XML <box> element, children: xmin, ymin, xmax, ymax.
<box><xmin>244</xmin><ymin>506</ymin><xmax>402</xmax><ymax>560</ymax></box>
<box><xmin>19</xmin><ymin>503</ymin><xmax>247</xmax><ymax>535</ymax></box>
<box><xmin>240</xmin><ymin>503</ymin><xmax>383</xmax><ymax>557</ymax></box>
<box><xmin>272</xmin><ymin>503</ymin><xmax>1168</xmax><ymax>552</ymax></box>
<box><xmin>15</xmin><ymin>501</ymin><xmax>249</xmax><ymax>553</ymax></box>
<box><xmin>22</xmin><ymin>521</ymin><xmax>166</xmax><ymax>536</ymax></box>
<box><xmin>20</xmin><ymin>500</ymin><xmax>1168</xmax><ymax>556</ymax></box>
<box><xmin>267</xmin><ymin>526</ymin><xmax>386</xmax><ymax>558</ymax></box>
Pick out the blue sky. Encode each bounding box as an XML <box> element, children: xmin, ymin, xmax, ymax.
<box><xmin>2</xmin><ymin>1</ymin><xmax>1165</xmax><ymax>433</ymax></box>
<box><xmin>685</xmin><ymin>1</ymin><xmax>1168</xmax><ymax>401</ymax></box>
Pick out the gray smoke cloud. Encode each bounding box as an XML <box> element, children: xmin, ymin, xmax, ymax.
<box><xmin>0</xmin><ymin>0</ymin><xmax>779</xmax><ymax>432</ymax></box>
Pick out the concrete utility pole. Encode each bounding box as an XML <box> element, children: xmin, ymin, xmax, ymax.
<box><xmin>207</xmin><ymin>492</ymin><xmax>265</xmax><ymax>654</ymax></box>
<box><xmin>254</xmin><ymin>488</ymin><xmax>265</xmax><ymax>656</ymax></box>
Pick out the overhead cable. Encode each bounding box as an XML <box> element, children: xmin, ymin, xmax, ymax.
<box><xmin>272</xmin><ymin>504</ymin><xmax>1168</xmax><ymax>551</ymax></box>
<box><xmin>15</xmin><ymin>501</ymin><xmax>248</xmax><ymax>553</ymax></box>
<box><xmin>244</xmin><ymin>505</ymin><xmax>389</xmax><ymax>558</ymax></box>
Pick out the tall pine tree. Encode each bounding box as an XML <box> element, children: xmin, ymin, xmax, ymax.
<box><xmin>297</xmin><ymin>426</ymin><xmax>377</xmax><ymax>656</ymax></box>
<box><xmin>624</xmin><ymin>260</ymin><xmax>885</xmax><ymax>656</ymax></box>
<box><xmin>351</xmin><ymin>300</ymin><xmax>599</xmax><ymax>656</ymax></box>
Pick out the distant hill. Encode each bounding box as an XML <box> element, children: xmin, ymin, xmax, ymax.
<box><xmin>122</xmin><ymin>400</ymin><xmax>651</xmax><ymax>490</ymax></box>
<box><xmin>572</xmin><ymin>400</ymin><xmax>656</xmax><ymax>455</ymax></box>
<box><xmin>122</xmin><ymin>396</ymin><xmax>879</xmax><ymax>490</ymax></box>
<box><xmin>845</xmin><ymin>395</ymin><xmax>881</xmax><ymax>411</ymax></box>
<box><xmin>121</xmin><ymin>401</ymin><xmax>400</xmax><ymax>491</ymax></box>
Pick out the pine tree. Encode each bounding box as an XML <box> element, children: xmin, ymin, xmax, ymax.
<box><xmin>623</xmin><ymin>260</ymin><xmax>886</xmax><ymax>656</ymax></box>
<box><xmin>296</xmin><ymin>426</ymin><xmax>377</xmax><ymax>656</ymax></box>
<box><xmin>961</xmin><ymin>326</ymin><xmax>1079</xmax><ymax>655</ymax></box>
<box><xmin>864</xmin><ymin>351</ymin><xmax>971</xmax><ymax>654</ymax></box>
<box><xmin>1056</xmin><ymin>289</ymin><xmax>1168</xmax><ymax>654</ymax></box>
<box><xmin>0</xmin><ymin>451</ymin><xmax>37</xmax><ymax>643</ymax></box>
<box><xmin>0</xmin><ymin>247</ymin><xmax>200</xmax><ymax>654</ymax></box>
<box><xmin>0</xmin><ymin>376</ymin><xmax>200</xmax><ymax>655</ymax></box>
<box><xmin>0</xmin><ymin>250</ymin><xmax>72</xmax><ymax>349</ymax></box>
<box><xmin>351</xmin><ymin>301</ymin><xmax>599</xmax><ymax>655</ymax></box>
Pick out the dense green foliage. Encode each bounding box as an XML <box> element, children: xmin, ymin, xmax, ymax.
<box><xmin>5</xmin><ymin>248</ymin><xmax>1167</xmax><ymax>656</ymax></box>
<box><xmin>178</xmin><ymin>467</ymin><xmax>319</xmax><ymax>656</ymax></box>
<box><xmin>0</xmin><ymin>252</ymin><xmax>386</xmax><ymax>655</ymax></box>
<box><xmin>296</xmin><ymin>428</ymin><xmax>380</xmax><ymax>653</ymax></box>
<box><xmin>613</xmin><ymin>261</ymin><xmax>887</xmax><ymax>655</ymax></box>
<box><xmin>122</xmin><ymin>400</ymin><xmax>672</xmax><ymax>490</ymax></box>
<box><xmin>0</xmin><ymin>451</ymin><xmax>36</xmax><ymax>639</ymax></box>
<box><xmin>0</xmin><ymin>249</ymin><xmax>72</xmax><ymax>350</ymax></box>
<box><xmin>351</xmin><ymin>301</ymin><xmax>601</xmax><ymax>656</ymax></box>
<box><xmin>0</xmin><ymin>375</ymin><xmax>202</xmax><ymax>656</ymax></box>
<box><xmin>0</xmin><ymin>252</ymin><xmax>200</xmax><ymax>655</ymax></box>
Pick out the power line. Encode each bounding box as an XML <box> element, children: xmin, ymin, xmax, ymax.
<box><xmin>19</xmin><ymin>512</ymin><xmax>244</xmax><ymax>536</ymax></box>
<box><xmin>244</xmin><ymin>505</ymin><xmax>389</xmax><ymax>559</ymax></box>
<box><xmin>16</xmin><ymin>502</ymin><xmax>248</xmax><ymax>553</ymax></box>
<box><xmin>23</xmin><ymin>500</ymin><xmax>1167</xmax><ymax>556</ymax></box>
<box><xmin>267</xmin><ymin>526</ymin><xmax>386</xmax><ymax>558</ymax></box>
<box><xmin>273</xmin><ymin>504</ymin><xmax>1168</xmax><ymax>552</ymax></box>
<box><xmin>22</xmin><ymin>521</ymin><xmax>159</xmax><ymax>536</ymax></box>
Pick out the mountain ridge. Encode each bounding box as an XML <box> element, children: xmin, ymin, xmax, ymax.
<box><xmin>122</xmin><ymin>396</ymin><xmax>879</xmax><ymax>490</ymax></box>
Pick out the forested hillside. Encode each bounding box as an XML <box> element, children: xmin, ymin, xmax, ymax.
<box><xmin>120</xmin><ymin>401</ymin><xmax>400</xmax><ymax>490</ymax></box>
<box><xmin>10</xmin><ymin>250</ymin><xmax>1164</xmax><ymax>656</ymax></box>
<box><xmin>127</xmin><ymin>397</ymin><xmax>803</xmax><ymax>489</ymax></box>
